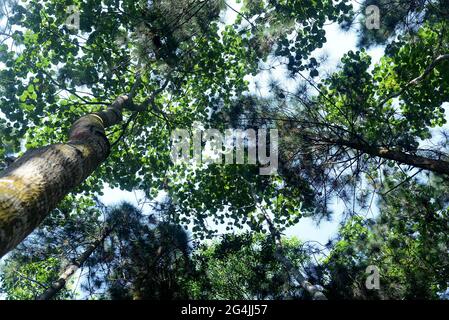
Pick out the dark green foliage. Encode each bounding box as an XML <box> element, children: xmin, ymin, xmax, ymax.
<box><xmin>86</xmin><ymin>202</ymin><xmax>195</xmax><ymax>300</ymax></box>
<box><xmin>320</xmin><ymin>173</ymin><xmax>449</xmax><ymax>299</ymax></box>
<box><xmin>188</xmin><ymin>233</ymin><xmax>310</xmax><ymax>299</ymax></box>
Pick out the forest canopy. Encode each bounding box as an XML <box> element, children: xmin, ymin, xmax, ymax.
<box><xmin>0</xmin><ymin>0</ymin><xmax>449</xmax><ymax>300</ymax></box>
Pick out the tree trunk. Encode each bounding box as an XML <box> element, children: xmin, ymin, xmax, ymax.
<box><xmin>333</xmin><ymin>138</ymin><xmax>449</xmax><ymax>176</ymax></box>
<box><xmin>261</xmin><ymin>208</ymin><xmax>327</xmax><ymax>300</ymax></box>
<box><xmin>37</xmin><ymin>226</ymin><xmax>113</xmax><ymax>300</ymax></box>
<box><xmin>0</xmin><ymin>96</ymin><xmax>129</xmax><ymax>258</ymax></box>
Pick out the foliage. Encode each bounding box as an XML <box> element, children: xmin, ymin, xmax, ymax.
<box><xmin>188</xmin><ymin>233</ymin><xmax>310</xmax><ymax>299</ymax></box>
<box><xmin>1</xmin><ymin>0</ymin><xmax>449</xmax><ymax>300</ymax></box>
<box><xmin>320</xmin><ymin>174</ymin><xmax>449</xmax><ymax>299</ymax></box>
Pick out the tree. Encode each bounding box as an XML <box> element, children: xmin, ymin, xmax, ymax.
<box><xmin>0</xmin><ymin>0</ymin><xmax>353</xmax><ymax>295</ymax></box>
<box><xmin>86</xmin><ymin>201</ymin><xmax>195</xmax><ymax>300</ymax></box>
<box><xmin>1</xmin><ymin>195</ymin><xmax>104</xmax><ymax>299</ymax></box>
<box><xmin>0</xmin><ymin>95</ymin><xmax>129</xmax><ymax>257</ymax></box>
<box><xmin>319</xmin><ymin>172</ymin><xmax>449</xmax><ymax>299</ymax></box>
<box><xmin>189</xmin><ymin>233</ymin><xmax>312</xmax><ymax>300</ymax></box>
<box><xmin>2</xmin><ymin>0</ymin><xmax>449</xmax><ymax>301</ymax></box>
<box><xmin>0</xmin><ymin>0</ymin><xmax>247</xmax><ymax>257</ymax></box>
<box><xmin>37</xmin><ymin>222</ymin><xmax>114</xmax><ymax>300</ymax></box>
<box><xmin>224</xmin><ymin>16</ymin><xmax>449</xmax><ymax>217</ymax></box>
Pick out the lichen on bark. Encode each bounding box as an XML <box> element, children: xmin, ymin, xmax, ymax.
<box><xmin>0</xmin><ymin>96</ymin><xmax>128</xmax><ymax>257</ymax></box>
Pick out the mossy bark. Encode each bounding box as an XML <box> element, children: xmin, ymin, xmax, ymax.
<box><xmin>0</xmin><ymin>96</ymin><xmax>128</xmax><ymax>258</ymax></box>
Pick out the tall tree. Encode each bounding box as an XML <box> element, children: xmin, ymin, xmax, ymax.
<box><xmin>0</xmin><ymin>195</ymin><xmax>104</xmax><ymax>299</ymax></box>
<box><xmin>318</xmin><ymin>172</ymin><xmax>449</xmax><ymax>299</ymax></box>
<box><xmin>37</xmin><ymin>223</ymin><xmax>114</xmax><ymax>300</ymax></box>
<box><xmin>0</xmin><ymin>95</ymin><xmax>130</xmax><ymax>257</ymax></box>
<box><xmin>3</xmin><ymin>0</ymin><xmax>449</xmax><ymax>301</ymax></box>
<box><xmin>0</xmin><ymin>0</ymin><xmax>243</xmax><ymax>256</ymax></box>
<box><xmin>224</xmin><ymin>16</ymin><xmax>449</xmax><ymax>216</ymax></box>
<box><xmin>0</xmin><ymin>0</ymin><xmax>352</xmax><ymax>295</ymax></box>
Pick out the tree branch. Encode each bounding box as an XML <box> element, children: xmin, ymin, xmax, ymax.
<box><xmin>377</xmin><ymin>53</ymin><xmax>449</xmax><ymax>108</ymax></box>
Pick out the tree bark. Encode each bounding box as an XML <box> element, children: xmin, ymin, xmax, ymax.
<box><xmin>37</xmin><ymin>226</ymin><xmax>113</xmax><ymax>300</ymax></box>
<box><xmin>0</xmin><ymin>96</ymin><xmax>129</xmax><ymax>258</ymax></box>
<box><xmin>333</xmin><ymin>138</ymin><xmax>449</xmax><ymax>176</ymax></box>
